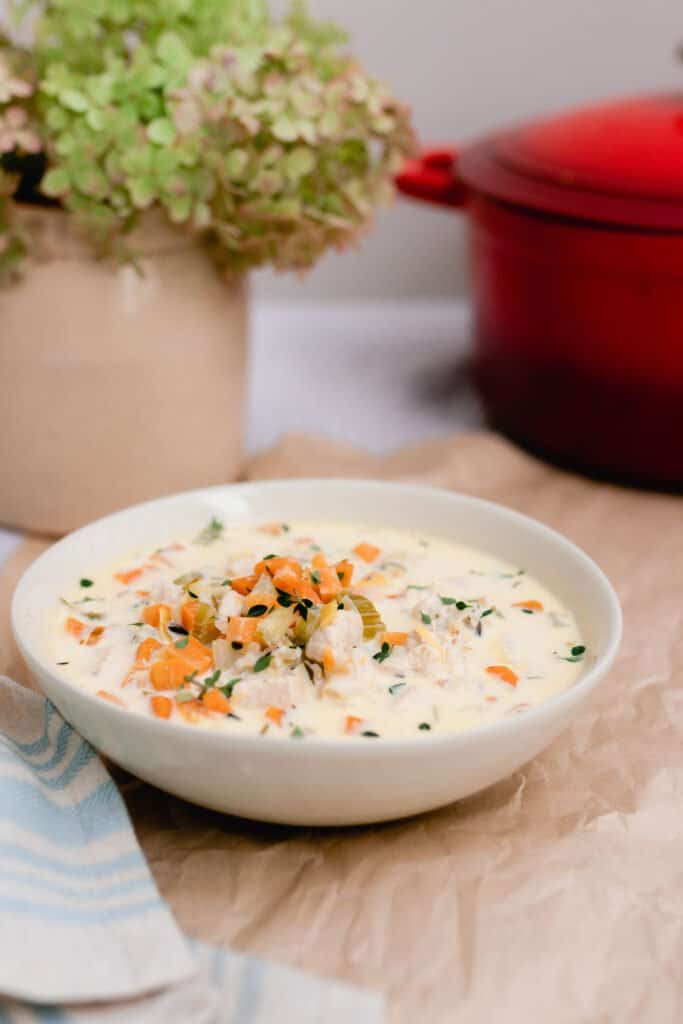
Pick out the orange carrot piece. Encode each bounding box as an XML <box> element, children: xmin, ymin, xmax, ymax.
<box><xmin>322</xmin><ymin>646</ymin><xmax>336</xmax><ymax>675</ymax></box>
<box><xmin>311</xmin><ymin>552</ymin><xmax>329</xmax><ymax>571</ymax></box>
<box><xmin>150</xmin><ymin>695</ymin><xmax>173</xmax><ymax>719</ymax></box>
<box><xmin>345</xmin><ymin>715</ymin><xmax>362</xmax><ymax>734</ymax></box>
<box><xmin>135</xmin><ymin>637</ymin><xmax>162</xmax><ymax>663</ymax></box>
<box><xmin>512</xmin><ymin>600</ymin><xmax>544</xmax><ymax>612</ymax></box>
<box><xmin>142</xmin><ymin>603</ymin><xmax>172</xmax><ymax>627</ymax></box>
<box><xmin>243</xmin><ymin>592</ymin><xmax>277</xmax><ymax>615</ymax></box>
<box><xmin>271</xmin><ymin>566</ymin><xmax>300</xmax><ymax>595</ymax></box>
<box><xmin>149</xmin><ymin>657</ymin><xmax>188</xmax><ymax>691</ymax></box>
<box><xmin>255</xmin><ymin>556</ymin><xmax>301</xmax><ymax>578</ymax></box>
<box><xmin>231</xmin><ymin>575</ymin><xmax>257</xmax><ymax>596</ymax></box>
<box><xmin>265</xmin><ymin>705</ymin><xmax>285</xmax><ymax>726</ymax></box>
<box><xmin>486</xmin><ymin>665</ymin><xmax>519</xmax><ymax>686</ymax></box>
<box><xmin>181</xmin><ymin>599</ymin><xmax>200</xmax><ymax>632</ymax></box>
<box><xmin>202</xmin><ymin>689</ymin><xmax>231</xmax><ymax>714</ymax></box>
<box><xmin>317</xmin><ymin>566</ymin><xmax>341</xmax><ymax>604</ymax></box>
<box><xmin>135</xmin><ymin>590</ymin><xmax>150</xmax><ymax>598</ymax></box>
<box><xmin>65</xmin><ymin>617</ymin><xmax>84</xmax><ymax>638</ymax></box>
<box><xmin>227</xmin><ymin>617</ymin><xmax>259</xmax><ymax>646</ymax></box>
<box><xmin>353</xmin><ymin>542</ymin><xmax>381</xmax><ymax>563</ymax></box>
<box><xmin>259</xmin><ymin>523</ymin><xmax>283</xmax><ymax>536</ymax></box>
<box><xmin>178</xmin><ymin>636</ymin><xmax>214</xmax><ymax>673</ymax></box>
<box><xmin>97</xmin><ymin>690</ymin><xmax>125</xmax><ymax>707</ymax></box>
<box><xmin>114</xmin><ymin>568</ymin><xmax>144</xmax><ymax>585</ymax></box>
<box><xmin>382</xmin><ymin>631</ymin><xmax>409</xmax><ymax>646</ymax></box>
<box><xmin>83</xmin><ymin>626</ymin><xmax>105</xmax><ymax>646</ymax></box>
<box><xmin>335</xmin><ymin>560</ymin><xmax>354</xmax><ymax>587</ymax></box>
<box><xmin>293</xmin><ymin>579</ymin><xmax>322</xmax><ymax>605</ymax></box>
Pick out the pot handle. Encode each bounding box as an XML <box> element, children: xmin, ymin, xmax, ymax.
<box><xmin>395</xmin><ymin>147</ymin><xmax>467</xmax><ymax>209</ymax></box>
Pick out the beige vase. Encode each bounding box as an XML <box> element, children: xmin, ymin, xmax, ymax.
<box><xmin>0</xmin><ymin>206</ymin><xmax>247</xmax><ymax>536</ymax></box>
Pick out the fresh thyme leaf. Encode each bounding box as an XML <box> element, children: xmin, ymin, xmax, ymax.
<box><xmin>194</xmin><ymin>517</ymin><xmax>224</xmax><ymax>545</ymax></box>
<box><xmin>174</xmin><ymin>636</ymin><xmax>189</xmax><ymax>649</ymax></box>
<box><xmin>183</xmin><ymin>671</ymin><xmax>197</xmax><ymax>683</ymax></box>
<box><xmin>246</xmin><ymin>604</ymin><xmax>268</xmax><ymax>618</ymax></box>
<box><xmin>310</xmin><ymin>570</ymin><xmax>321</xmax><ymax>584</ymax></box>
<box><xmin>56</xmin><ymin>661</ymin><xmax>69</xmax><ymax>666</ymax></box>
<box><xmin>168</xmin><ymin>623</ymin><xmax>188</xmax><ymax>635</ymax></box>
<box><xmin>203</xmin><ymin>669</ymin><xmax>221</xmax><ymax>687</ymax></box>
<box><xmin>571</xmin><ymin>645</ymin><xmax>586</xmax><ymax>656</ymax></box>
<box><xmin>262</xmin><ymin>554</ymin><xmax>276</xmax><ymax>560</ymax></box>
<box><xmin>388</xmin><ymin>682</ymin><xmax>406</xmax><ymax>695</ymax></box>
<box><xmin>373</xmin><ymin>642</ymin><xmax>392</xmax><ymax>664</ymax></box>
<box><xmin>439</xmin><ymin>596</ymin><xmax>457</xmax><ymax>605</ymax></box>
<box><xmin>220</xmin><ymin>677</ymin><xmax>241</xmax><ymax>698</ymax></box>
<box><xmin>361</xmin><ymin>730</ymin><xmax>379</xmax><ymax>738</ymax></box>
<box><xmin>187</xmin><ymin>589</ymin><xmax>199</xmax><ymax>599</ymax></box>
<box><xmin>79</xmin><ymin>578</ymin><xmax>94</xmax><ymax>588</ymax></box>
<box><xmin>253</xmin><ymin>653</ymin><xmax>271</xmax><ymax>673</ymax></box>
<box><xmin>281</xmin><ymin>523</ymin><xmax>290</xmax><ymax>532</ymax></box>
<box><xmin>129</xmin><ymin>621</ymin><xmax>143</xmax><ymax>627</ymax></box>
<box><xmin>407</xmin><ymin>584</ymin><xmax>429</xmax><ymax>591</ymax></box>
<box><xmin>228</xmin><ymin>712</ymin><xmax>241</xmax><ymax>720</ymax></box>
<box><xmin>277</xmin><ymin>592</ymin><xmax>294</xmax><ymax>608</ymax></box>
<box><xmin>420</xmin><ymin>612</ymin><xmax>432</xmax><ymax>625</ymax></box>
<box><xmin>296</xmin><ymin>602</ymin><xmax>308</xmax><ymax>621</ymax></box>
<box><xmin>418</xmin><ymin>722</ymin><xmax>431</xmax><ymax>731</ymax></box>
<box><xmin>521</xmin><ymin>608</ymin><xmax>534</xmax><ymax>615</ymax></box>
<box><xmin>290</xmin><ymin>726</ymin><xmax>305</xmax><ymax>739</ymax></box>
<box><xmin>220</xmin><ymin>579</ymin><xmax>232</xmax><ymax>587</ymax></box>
<box><xmin>481</xmin><ymin>608</ymin><xmax>494</xmax><ymax>618</ymax></box>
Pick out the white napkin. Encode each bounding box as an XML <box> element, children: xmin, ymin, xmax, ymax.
<box><xmin>0</xmin><ymin>677</ymin><xmax>384</xmax><ymax>1022</ymax></box>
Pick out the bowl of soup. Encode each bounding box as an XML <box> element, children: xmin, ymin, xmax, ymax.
<box><xmin>12</xmin><ymin>480</ymin><xmax>622</xmax><ymax>825</ymax></box>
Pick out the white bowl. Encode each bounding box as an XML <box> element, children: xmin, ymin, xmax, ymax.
<box><xmin>12</xmin><ymin>480</ymin><xmax>621</xmax><ymax>826</ymax></box>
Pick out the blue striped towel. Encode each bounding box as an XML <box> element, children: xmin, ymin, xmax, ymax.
<box><xmin>0</xmin><ymin>677</ymin><xmax>384</xmax><ymax>1023</ymax></box>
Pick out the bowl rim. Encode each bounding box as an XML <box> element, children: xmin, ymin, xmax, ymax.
<box><xmin>11</xmin><ymin>477</ymin><xmax>623</xmax><ymax>757</ymax></box>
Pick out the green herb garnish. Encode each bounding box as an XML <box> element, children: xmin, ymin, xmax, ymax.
<box><xmin>56</xmin><ymin>661</ymin><xmax>69</xmax><ymax>666</ymax></box>
<box><xmin>203</xmin><ymin>669</ymin><xmax>221</xmax><ymax>687</ymax></box>
<box><xmin>174</xmin><ymin>636</ymin><xmax>189</xmax><ymax>650</ymax></box>
<box><xmin>79</xmin><ymin>578</ymin><xmax>94</xmax><ymax>588</ymax></box>
<box><xmin>407</xmin><ymin>584</ymin><xmax>429</xmax><ymax>591</ymax></box>
<box><xmin>220</xmin><ymin>677</ymin><xmax>241</xmax><ymax>698</ymax></box>
<box><xmin>253</xmin><ymin>653</ymin><xmax>272</xmax><ymax>673</ymax></box>
<box><xmin>361</xmin><ymin>730</ymin><xmax>379</xmax><ymax>738</ymax></box>
<box><xmin>290</xmin><ymin>726</ymin><xmax>305</xmax><ymax>739</ymax></box>
<box><xmin>418</xmin><ymin>722</ymin><xmax>431</xmax><ymax>731</ymax></box>
<box><xmin>521</xmin><ymin>608</ymin><xmax>534</xmax><ymax>615</ymax></box>
<box><xmin>481</xmin><ymin>608</ymin><xmax>494</xmax><ymax>618</ymax></box>
<box><xmin>572</xmin><ymin>645</ymin><xmax>586</xmax><ymax>656</ymax></box>
<box><xmin>440</xmin><ymin>597</ymin><xmax>469</xmax><ymax>610</ymax></box>
<box><xmin>277</xmin><ymin>592</ymin><xmax>294</xmax><ymax>608</ymax></box>
<box><xmin>373</xmin><ymin>642</ymin><xmax>392</xmax><ymax>664</ymax></box>
<box><xmin>194</xmin><ymin>517</ymin><xmax>224</xmax><ymax>545</ymax></box>
<box><xmin>420</xmin><ymin>612</ymin><xmax>432</xmax><ymax>625</ymax></box>
<box><xmin>246</xmin><ymin>604</ymin><xmax>268</xmax><ymax>618</ymax></box>
<box><xmin>183</xmin><ymin>671</ymin><xmax>198</xmax><ymax>683</ymax></box>
<box><xmin>281</xmin><ymin>523</ymin><xmax>290</xmax><ymax>533</ymax></box>
<box><xmin>310</xmin><ymin>570</ymin><xmax>321</xmax><ymax>584</ymax></box>
<box><xmin>388</xmin><ymin>682</ymin><xmax>406</xmax><ymax>695</ymax></box>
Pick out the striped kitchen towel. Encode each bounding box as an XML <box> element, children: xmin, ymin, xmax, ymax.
<box><xmin>0</xmin><ymin>677</ymin><xmax>384</xmax><ymax>1023</ymax></box>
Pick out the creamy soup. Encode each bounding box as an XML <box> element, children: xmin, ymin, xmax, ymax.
<box><xmin>52</xmin><ymin>519</ymin><xmax>587</xmax><ymax>740</ymax></box>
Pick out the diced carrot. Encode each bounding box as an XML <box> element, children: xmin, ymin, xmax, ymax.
<box><xmin>311</xmin><ymin>552</ymin><xmax>328</xmax><ymax>571</ymax></box>
<box><xmin>382</xmin><ymin>631</ymin><xmax>409</xmax><ymax>646</ymax></box>
<box><xmin>149</xmin><ymin>657</ymin><xmax>188</xmax><ymax>691</ymax></box>
<box><xmin>345</xmin><ymin>715</ymin><xmax>362</xmax><ymax>734</ymax></box>
<box><xmin>227</xmin><ymin>617</ymin><xmax>259</xmax><ymax>645</ymax></box>
<box><xmin>353</xmin><ymin>542</ymin><xmax>381</xmax><ymax>563</ymax></box>
<box><xmin>322</xmin><ymin>646</ymin><xmax>336</xmax><ymax>675</ymax></box>
<box><xmin>202</xmin><ymin>689</ymin><xmax>231</xmax><ymax>714</ymax></box>
<box><xmin>256</xmin><ymin>556</ymin><xmax>301</xmax><ymax>578</ymax></box>
<box><xmin>271</xmin><ymin>566</ymin><xmax>300</xmax><ymax>595</ymax></box>
<box><xmin>142</xmin><ymin>603</ymin><xmax>172</xmax><ymax>627</ymax></box>
<box><xmin>265</xmin><ymin>705</ymin><xmax>285</xmax><ymax>725</ymax></box>
<box><xmin>135</xmin><ymin>590</ymin><xmax>150</xmax><ymax>598</ymax></box>
<box><xmin>181</xmin><ymin>599</ymin><xmax>200</xmax><ymax>632</ymax></box>
<box><xmin>231</xmin><ymin>575</ymin><xmax>257</xmax><ymax>595</ymax></box>
<box><xmin>335</xmin><ymin>559</ymin><xmax>354</xmax><ymax>587</ymax></box>
<box><xmin>83</xmin><ymin>626</ymin><xmax>105</xmax><ymax>646</ymax></box>
<box><xmin>317</xmin><ymin>566</ymin><xmax>341</xmax><ymax>604</ymax></box>
<box><xmin>486</xmin><ymin>665</ymin><xmax>519</xmax><ymax>686</ymax></box>
<box><xmin>150</xmin><ymin>695</ymin><xmax>173</xmax><ymax>719</ymax></box>
<box><xmin>114</xmin><ymin>568</ymin><xmax>144</xmax><ymax>585</ymax></box>
<box><xmin>178</xmin><ymin>636</ymin><xmax>214</xmax><ymax>673</ymax></box>
<box><xmin>97</xmin><ymin>690</ymin><xmax>125</xmax><ymax>707</ymax></box>
<box><xmin>243</xmin><ymin>592</ymin><xmax>277</xmax><ymax>615</ymax></box>
<box><xmin>65</xmin><ymin>617</ymin><xmax>84</xmax><ymax>638</ymax></box>
<box><xmin>177</xmin><ymin>698</ymin><xmax>203</xmax><ymax>722</ymax></box>
<box><xmin>512</xmin><ymin>600</ymin><xmax>544</xmax><ymax>612</ymax></box>
<box><xmin>135</xmin><ymin>637</ymin><xmax>162</xmax><ymax>663</ymax></box>
<box><xmin>293</xmin><ymin>579</ymin><xmax>322</xmax><ymax>605</ymax></box>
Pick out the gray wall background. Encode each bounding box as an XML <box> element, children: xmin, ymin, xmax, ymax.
<box><xmin>255</xmin><ymin>0</ymin><xmax>682</xmax><ymax>301</ymax></box>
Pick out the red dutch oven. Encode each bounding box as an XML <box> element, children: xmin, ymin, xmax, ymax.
<box><xmin>396</xmin><ymin>93</ymin><xmax>683</xmax><ymax>487</ymax></box>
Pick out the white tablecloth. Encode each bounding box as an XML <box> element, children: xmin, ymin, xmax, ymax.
<box><xmin>1</xmin><ymin>300</ymin><xmax>480</xmax><ymax>563</ymax></box>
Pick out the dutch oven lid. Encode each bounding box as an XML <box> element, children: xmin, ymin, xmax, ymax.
<box><xmin>458</xmin><ymin>93</ymin><xmax>683</xmax><ymax>230</ymax></box>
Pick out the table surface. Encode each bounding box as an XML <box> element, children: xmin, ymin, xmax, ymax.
<box><xmin>0</xmin><ymin>300</ymin><xmax>482</xmax><ymax>564</ymax></box>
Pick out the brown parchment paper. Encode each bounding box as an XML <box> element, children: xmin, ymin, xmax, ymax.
<box><xmin>2</xmin><ymin>432</ymin><xmax>682</xmax><ymax>1023</ymax></box>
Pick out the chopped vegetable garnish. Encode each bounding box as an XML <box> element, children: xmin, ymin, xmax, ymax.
<box><xmin>253</xmin><ymin>653</ymin><xmax>272</xmax><ymax>673</ymax></box>
<box><xmin>194</xmin><ymin>518</ymin><xmax>224</xmax><ymax>545</ymax></box>
<box><xmin>79</xmin><ymin>578</ymin><xmax>94</xmax><ymax>588</ymax></box>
